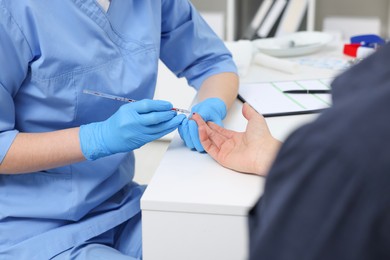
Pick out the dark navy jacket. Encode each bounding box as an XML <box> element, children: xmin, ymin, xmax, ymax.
<box><xmin>249</xmin><ymin>43</ymin><xmax>390</xmax><ymax>260</ymax></box>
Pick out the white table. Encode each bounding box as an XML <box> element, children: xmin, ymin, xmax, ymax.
<box><xmin>141</xmin><ymin>45</ymin><xmax>340</xmax><ymax>260</ymax></box>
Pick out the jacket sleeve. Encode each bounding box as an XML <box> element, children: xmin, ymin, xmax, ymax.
<box><xmin>0</xmin><ymin>3</ymin><xmax>32</xmax><ymax>162</ymax></box>
<box><xmin>160</xmin><ymin>0</ymin><xmax>237</xmax><ymax>90</ymax></box>
<box><xmin>248</xmin><ymin>50</ymin><xmax>390</xmax><ymax>259</ymax></box>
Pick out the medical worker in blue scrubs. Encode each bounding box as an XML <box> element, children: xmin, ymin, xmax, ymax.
<box><xmin>0</xmin><ymin>0</ymin><xmax>238</xmax><ymax>259</ymax></box>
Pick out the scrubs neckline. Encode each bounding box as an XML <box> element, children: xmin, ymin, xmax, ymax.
<box><xmin>72</xmin><ymin>0</ymin><xmax>148</xmax><ymax>51</ymax></box>
<box><xmin>72</xmin><ymin>0</ymin><xmax>110</xmax><ymax>32</ymax></box>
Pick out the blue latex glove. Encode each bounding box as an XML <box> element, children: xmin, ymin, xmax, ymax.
<box><xmin>178</xmin><ymin>97</ymin><xmax>226</xmax><ymax>152</ymax></box>
<box><xmin>79</xmin><ymin>99</ymin><xmax>186</xmax><ymax>160</ymax></box>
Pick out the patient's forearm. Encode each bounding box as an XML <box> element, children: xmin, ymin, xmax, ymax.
<box><xmin>0</xmin><ymin>128</ymin><xmax>85</xmax><ymax>174</ymax></box>
<box><xmin>196</xmin><ymin>72</ymin><xmax>239</xmax><ymax>109</ymax></box>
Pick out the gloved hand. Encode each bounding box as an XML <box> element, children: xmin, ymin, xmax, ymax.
<box><xmin>79</xmin><ymin>99</ymin><xmax>186</xmax><ymax>160</ymax></box>
<box><xmin>178</xmin><ymin>97</ymin><xmax>226</xmax><ymax>152</ymax></box>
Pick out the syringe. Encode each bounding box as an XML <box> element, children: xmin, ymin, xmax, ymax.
<box><xmin>83</xmin><ymin>89</ymin><xmax>190</xmax><ymax>114</ymax></box>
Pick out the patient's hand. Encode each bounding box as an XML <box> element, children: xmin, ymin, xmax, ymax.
<box><xmin>192</xmin><ymin>103</ymin><xmax>281</xmax><ymax>176</ymax></box>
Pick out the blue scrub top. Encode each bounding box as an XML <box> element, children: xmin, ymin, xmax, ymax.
<box><xmin>0</xmin><ymin>0</ymin><xmax>237</xmax><ymax>258</ymax></box>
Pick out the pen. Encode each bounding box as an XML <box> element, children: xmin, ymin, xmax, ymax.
<box><xmin>283</xmin><ymin>89</ymin><xmax>331</xmax><ymax>94</ymax></box>
<box><xmin>83</xmin><ymin>89</ymin><xmax>191</xmax><ymax>114</ymax></box>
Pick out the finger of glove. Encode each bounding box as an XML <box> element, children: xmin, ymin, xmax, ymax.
<box><xmin>132</xmin><ymin>126</ymin><xmax>178</xmax><ymax>147</ymax></box>
<box><xmin>178</xmin><ymin>120</ymin><xmax>186</xmax><ymax>143</ymax></box>
<box><xmin>139</xmin><ymin>110</ymin><xmax>177</xmax><ymax>126</ymax></box>
<box><xmin>193</xmin><ymin>110</ymin><xmax>215</xmax><ymax>123</ymax></box>
<box><xmin>114</xmin><ymin>114</ymin><xmax>185</xmax><ymax>151</ymax></box>
<box><xmin>147</xmin><ymin>124</ymin><xmax>184</xmax><ymax>141</ymax></box>
<box><xmin>130</xmin><ymin>99</ymin><xmax>173</xmax><ymax>113</ymax></box>
<box><xmin>141</xmin><ymin>114</ymin><xmax>186</xmax><ymax>135</ymax></box>
<box><xmin>191</xmin><ymin>108</ymin><xmax>224</xmax><ymax>128</ymax></box>
<box><xmin>212</xmin><ymin>117</ymin><xmax>224</xmax><ymax>127</ymax></box>
<box><xmin>178</xmin><ymin>118</ymin><xmax>195</xmax><ymax>149</ymax></box>
<box><xmin>191</xmin><ymin>106</ymin><xmax>221</xmax><ymax>124</ymax></box>
<box><xmin>188</xmin><ymin>119</ymin><xmax>204</xmax><ymax>152</ymax></box>
<box><xmin>191</xmin><ymin>98</ymin><xmax>226</xmax><ymax>120</ymax></box>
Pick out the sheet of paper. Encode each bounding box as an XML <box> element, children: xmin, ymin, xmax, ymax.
<box><xmin>238</xmin><ymin>79</ymin><xmax>332</xmax><ymax>117</ymax></box>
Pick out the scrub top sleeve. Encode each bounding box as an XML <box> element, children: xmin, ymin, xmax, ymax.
<box><xmin>0</xmin><ymin>4</ymin><xmax>33</xmax><ymax>162</ymax></box>
<box><xmin>160</xmin><ymin>0</ymin><xmax>237</xmax><ymax>90</ymax></box>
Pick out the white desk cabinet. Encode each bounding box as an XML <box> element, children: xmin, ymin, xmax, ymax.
<box><xmin>141</xmin><ymin>44</ymin><xmax>338</xmax><ymax>259</ymax></box>
<box><xmin>140</xmin><ymin>100</ymin><xmax>317</xmax><ymax>260</ymax></box>
<box><xmin>141</xmin><ymin>100</ymin><xmax>264</xmax><ymax>260</ymax></box>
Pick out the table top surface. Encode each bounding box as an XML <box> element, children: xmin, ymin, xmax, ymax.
<box><xmin>141</xmin><ymin>44</ymin><xmax>342</xmax><ymax>216</ymax></box>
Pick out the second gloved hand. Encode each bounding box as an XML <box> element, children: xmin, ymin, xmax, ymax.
<box><xmin>79</xmin><ymin>99</ymin><xmax>186</xmax><ymax>160</ymax></box>
<box><xmin>178</xmin><ymin>97</ymin><xmax>226</xmax><ymax>152</ymax></box>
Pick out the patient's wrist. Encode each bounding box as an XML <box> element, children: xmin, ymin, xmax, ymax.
<box><xmin>255</xmin><ymin>138</ymin><xmax>282</xmax><ymax>176</ymax></box>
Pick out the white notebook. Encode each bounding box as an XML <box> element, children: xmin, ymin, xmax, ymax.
<box><xmin>238</xmin><ymin>79</ymin><xmax>333</xmax><ymax>117</ymax></box>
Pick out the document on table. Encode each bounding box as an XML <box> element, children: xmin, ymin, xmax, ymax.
<box><xmin>238</xmin><ymin>79</ymin><xmax>333</xmax><ymax>117</ymax></box>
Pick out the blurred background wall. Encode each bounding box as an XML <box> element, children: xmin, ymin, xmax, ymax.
<box><xmin>191</xmin><ymin>0</ymin><xmax>390</xmax><ymax>40</ymax></box>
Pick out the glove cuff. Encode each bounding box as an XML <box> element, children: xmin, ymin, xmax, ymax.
<box><xmin>79</xmin><ymin>122</ymin><xmax>111</xmax><ymax>160</ymax></box>
<box><xmin>212</xmin><ymin>97</ymin><xmax>227</xmax><ymax>120</ymax></box>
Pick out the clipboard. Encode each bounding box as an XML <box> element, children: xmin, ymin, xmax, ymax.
<box><xmin>238</xmin><ymin>79</ymin><xmax>333</xmax><ymax>117</ymax></box>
